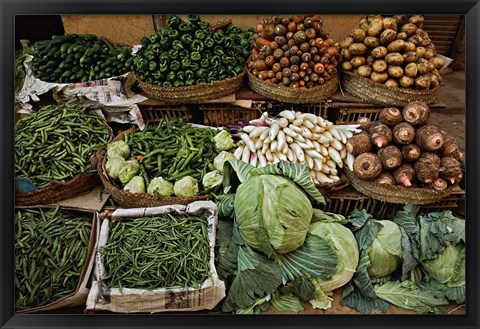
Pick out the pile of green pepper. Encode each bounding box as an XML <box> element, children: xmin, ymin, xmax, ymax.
<box><xmin>15</xmin><ymin>206</ymin><xmax>92</xmax><ymax>310</ymax></box>
<box><xmin>134</xmin><ymin>15</ymin><xmax>254</xmax><ymax>87</ymax></box>
<box><xmin>123</xmin><ymin>118</ymin><xmax>218</xmax><ymax>189</ymax></box>
<box><xmin>100</xmin><ymin>213</ymin><xmax>210</xmax><ymax>290</ymax></box>
<box><xmin>31</xmin><ymin>33</ymin><xmax>134</xmax><ymax>83</ymax></box>
<box><xmin>15</xmin><ymin>102</ymin><xmax>112</xmax><ymax>188</ymax></box>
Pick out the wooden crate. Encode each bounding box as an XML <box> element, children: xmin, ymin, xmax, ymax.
<box><xmin>335</xmin><ymin>107</ymin><xmax>382</xmax><ymax>125</ymax></box>
<box><xmin>139</xmin><ymin>105</ymin><xmax>193</xmax><ymax>123</ymax></box>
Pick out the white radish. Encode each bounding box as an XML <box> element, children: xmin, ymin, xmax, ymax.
<box><xmin>320</xmin><ymin>145</ymin><xmax>329</xmax><ymax>157</ymax></box>
<box><xmin>303</xmin><ymin>119</ymin><xmax>315</xmax><ymax>130</ymax></box>
<box><xmin>321</xmin><ymin>164</ymin><xmax>331</xmax><ymax>174</ymax></box>
<box><xmin>313</xmin><ymin>158</ymin><xmax>323</xmax><ymax>171</ymax></box>
<box><xmin>259</xmin><ymin>127</ymin><xmax>271</xmax><ymax>141</ymax></box>
<box><xmin>330</xmin><ymin>138</ymin><xmax>344</xmax><ymax>151</ymax></box>
<box><xmin>250</xmin><ymin>126</ymin><xmax>269</xmax><ymax>138</ymax></box>
<box><xmin>313</xmin><ymin>140</ymin><xmax>322</xmax><ymax>152</ymax></box>
<box><xmin>240</xmin><ymin>133</ymin><xmax>256</xmax><ymax>153</ymax></box>
<box><xmin>317</xmin><ymin>116</ymin><xmax>327</xmax><ymax>127</ymax></box>
<box><xmin>258</xmin><ymin>150</ymin><xmax>267</xmax><ymax>167</ymax></box>
<box><xmin>265</xmin><ymin>149</ymin><xmax>273</xmax><ymax>162</ymax></box>
<box><xmin>241</xmin><ymin>146</ymin><xmax>251</xmax><ymax>163</ymax></box>
<box><xmin>339</xmin><ymin>146</ymin><xmax>347</xmax><ymax>159</ymax></box>
<box><xmin>250</xmin><ymin>152</ymin><xmax>258</xmax><ymax>167</ymax></box>
<box><xmin>292</xmin><ymin>118</ymin><xmax>304</xmax><ymax>127</ymax></box>
<box><xmin>277</xmin><ymin>152</ymin><xmax>287</xmax><ymax>161</ymax></box>
<box><xmin>277</xmin><ymin>130</ymin><xmax>286</xmax><ymax>151</ymax></box>
<box><xmin>312</xmin><ymin>176</ymin><xmax>320</xmax><ymax>185</ymax></box>
<box><xmin>330</xmin><ymin>168</ymin><xmax>338</xmax><ymax>176</ymax></box>
<box><xmin>323</xmin><ymin>130</ymin><xmax>334</xmax><ymax>142</ymax></box>
<box><xmin>270</xmin><ymin>140</ymin><xmax>278</xmax><ymax>153</ymax></box>
<box><xmin>328</xmin><ymin>147</ymin><xmax>343</xmax><ymax>168</ymax></box>
<box><xmin>279</xmin><ymin>110</ymin><xmax>296</xmax><ymax>122</ymax></box>
<box><xmin>305</xmin><ymin>154</ymin><xmax>314</xmax><ymax>169</ymax></box>
<box><xmin>326</xmin><ymin>121</ymin><xmax>334</xmax><ymax>127</ymax></box>
<box><xmin>263</xmin><ymin>136</ymin><xmax>272</xmax><ymax>144</ymax></box>
<box><xmin>326</xmin><ymin>159</ymin><xmax>337</xmax><ymax>169</ymax></box>
<box><xmin>286</xmin><ymin>135</ymin><xmax>294</xmax><ymax>144</ymax></box>
<box><xmin>281</xmin><ymin>142</ymin><xmax>289</xmax><ymax>155</ymax></box>
<box><xmin>288</xmin><ymin>124</ymin><xmax>303</xmax><ymax>133</ymax></box>
<box><xmin>294</xmin><ymin>133</ymin><xmax>306</xmax><ymax>143</ymax></box>
<box><xmin>287</xmin><ymin>148</ymin><xmax>295</xmax><ymax>162</ymax></box>
<box><xmin>261</xmin><ymin>143</ymin><xmax>269</xmax><ymax>155</ymax></box>
<box><xmin>329</xmin><ymin>175</ymin><xmax>340</xmax><ymax>182</ymax></box>
<box><xmin>291</xmin><ymin>143</ymin><xmax>305</xmax><ymax>162</ymax></box>
<box><xmin>283</xmin><ymin>127</ymin><xmax>298</xmax><ymax>138</ymax></box>
<box><xmin>329</xmin><ymin>127</ymin><xmax>342</xmax><ymax>142</ymax></box>
<box><xmin>278</xmin><ymin>117</ymin><xmax>289</xmax><ymax>128</ymax></box>
<box><xmin>234</xmin><ymin>146</ymin><xmax>244</xmax><ymax>160</ymax></box>
<box><xmin>312</xmin><ymin>125</ymin><xmax>325</xmax><ymax>133</ymax></box>
<box><xmin>296</xmin><ymin>141</ymin><xmax>314</xmax><ymax>150</ymax></box>
<box><xmin>242</xmin><ymin>125</ymin><xmax>256</xmax><ymax>133</ymax></box>
<box><xmin>336</xmin><ymin>128</ymin><xmax>348</xmax><ymax>144</ymax></box>
<box><xmin>254</xmin><ymin>138</ymin><xmax>264</xmax><ymax>150</ymax></box>
<box><xmin>269</xmin><ymin>122</ymin><xmax>280</xmax><ymax>141</ymax></box>
<box><xmin>316</xmin><ymin>171</ymin><xmax>334</xmax><ymax>183</ymax></box>
<box><xmin>272</xmin><ymin>153</ymin><xmax>280</xmax><ymax>164</ymax></box>
<box><xmin>346</xmin><ymin>152</ymin><xmax>355</xmax><ymax>172</ymax></box>
<box><xmin>318</xmin><ymin>134</ymin><xmax>330</xmax><ymax>145</ymax></box>
<box><xmin>305</xmin><ymin>149</ymin><xmax>323</xmax><ymax>159</ymax></box>
<box><xmin>301</xmin><ymin>126</ymin><xmax>313</xmax><ymax>139</ymax></box>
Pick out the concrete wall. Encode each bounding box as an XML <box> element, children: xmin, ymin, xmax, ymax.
<box><xmin>62</xmin><ymin>15</ymin><xmax>363</xmax><ymax>46</ymax></box>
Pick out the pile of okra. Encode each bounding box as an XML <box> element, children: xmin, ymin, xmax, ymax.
<box><xmin>15</xmin><ymin>102</ymin><xmax>111</xmax><ymax>188</ymax></box>
<box><xmin>15</xmin><ymin>207</ymin><xmax>92</xmax><ymax>311</ymax></box>
<box><xmin>124</xmin><ymin>117</ymin><xmax>218</xmax><ymax>186</ymax></box>
<box><xmin>100</xmin><ymin>213</ymin><xmax>211</xmax><ymax>290</ymax></box>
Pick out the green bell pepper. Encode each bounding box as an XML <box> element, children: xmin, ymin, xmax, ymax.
<box><xmin>198</xmin><ymin>21</ymin><xmax>211</xmax><ymax>31</ymax></box>
<box><xmin>173</xmin><ymin>80</ymin><xmax>184</xmax><ymax>87</ymax></box>
<box><xmin>204</xmin><ymin>37</ymin><xmax>215</xmax><ymax>49</ymax></box>
<box><xmin>167</xmin><ymin>71</ymin><xmax>176</xmax><ymax>82</ymax></box>
<box><xmin>172</xmin><ymin>40</ymin><xmax>184</xmax><ymax>50</ymax></box>
<box><xmin>149</xmin><ymin>61</ymin><xmax>158</xmax><ymax>71</ymax></box>
<box><xmin>185</xmin><ymin>70</ymin><xmax>195</xmax><ymax>80</ymax></box>
<box><xmin>178</xmin><ymin>22</ymin><xmax>191</xmax><ymax>33</ymax></box>
<box><xmin>185</xmin><ymin>79</ymin><xmax>195</xmax><ymax>86</ymax></box>
<box><xmin>176</xmin><ymin>71</ymin><xmax>185</xmax><ymax>81</ymax></box>
<box><xmin>168</xmin><ymin>29</ymin><xmax>180</xmax><ymax>41</ymax></box>
<box><xmin>163</xmin><ymin>81</ymin><xmax>172</xmax><ymax>87</ymax></box>
<box><xmin>180</xmin><ymin>34</ymin><xmax>193</xmax><ymax>44</ymax></box>
<box><xmin>190</xmin><ymin>39</ymin><xmax>204</xmax><ymax>52</ymax></box>
<box><xmin>200</xmin><ymin>58</ymin><xmax>209</xmax><ymax>68</ymax></box>
<box><xmin>195</xmin><ymin>30</ymin><xmax>207</xmax><ymax>40</ymax></box>
<box><xmin>170</xmin><ymin>60</ymin><xmax>180</xmax><ymax>71</ymax></box>
<box><xmin>168</xmin><ymin>49</ymin><xmax>179</xmax><ymax>59</ymax></box>
<box><xmin>167</xmin><ymin>15</ymin><xmax>181</xmax><ymax>29</ymax></box>
<box><xmin>188</xmin><ymin>14</ymin><xmax>201</xmax><ymax>26</ymax></box>
<box><xmin>190</xmin><ymin>51</ymin><xmax>201</xmax><ymax>62</ymax></box>
<box><xmin>195</xmin><ymin>68</ymin><xmax>206</xmax><ymax>79</ymax></box>
<box><xmin>189</xmin><ymin>62</ymin><xmax>199</xmax><ymax>71</ymax></box>
<box><xmin>181</xmin><ymin>58</ymin><xmax>191</xmax><ymax>69</ymax></box>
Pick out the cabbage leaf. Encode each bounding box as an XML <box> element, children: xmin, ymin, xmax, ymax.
<box><xmin>271</xmin><ymin>291</ymin><xmax>304</xmax><ymax>313</ymax></box>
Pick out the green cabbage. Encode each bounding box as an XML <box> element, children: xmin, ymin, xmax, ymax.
<box><xmin>235</xmin><ymin>175</ymin><xmax>313</xmax><ymax>256</ymax></box>
<box><xmin>147</xmin><ymin>177</ymin><xmax>173</xmax><ymax>197</ymax></box>
<box><xmin>107</xmin><ymin>140</ymin><xmax>130</xmax><ymax>159</ymax></box>
<box><xmin>366</xmin><ymin>220</ymin><xmax>402</xmax><ymax>278</ymax></box>
<box><xmin>214</xmin><ymin>151</ymin><xmax>236</xmax><ymax>172</ymax></box>
<box><xmin>105</xmin><ymin>156</ymin><xmax>126</xmax><ymax>180</ymax></box>
<box><xmin>214</xmin><ymin>130</ymin><xmax>235</xmax><ymax>152</ymax></box>
<box><xmin>118</xmin><ymin>159</ymin><xmax>140</xmax><ymax>184</ymax></box>
<box><xmin>422</xmin><ymin>242</ymin><xmax>465</xmax><ymax>285</ymax></box>
<box><xmin>202</xmin><ymin>170</ymin><xmax>223</xmax><ymax>189</ymax></box>
<box><xmin>173</xmin><ymin>176</ymin><xmax>199</xmax><ymax>197</ymax></box>
<box><xmin>123</xmin><ymin>176</ymin><xmax>145</xmax><ymax>193</ymax></box>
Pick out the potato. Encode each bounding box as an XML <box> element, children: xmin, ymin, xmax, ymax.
<box><xmin>426</xmin><ymin>43</ymin><xmax>436</xmax><ymax>51</ymax></box>
<box><xmin>429</xmin><ymin>56</ymin><xmax>445</xmax><ymax>70</ymax></box>
<box><xmin>380</xmin><ymin>29</ymin><xmax>397</xmax><ymax>44</ymax></box>
<box><xmin>399</xmin><ymin>75</ymin><xmax>415</xmax><ymax>88</ymax></box>
<box><xmin>341</xmin><ymin>48</ymin><xmax>353</xmax><ymax>60</ymax></box>
<box><xmin>371</xmin><ymin>71</ymin><xmax>389</xmax><ymax>83</ymax></box>
<box><xmin>385</xmin><ymin>78</ymin><xmax>400</xmax><ymax>88</ymax></box>
<box><xmin>430</xmin><ymin>74</ymin><xmax>440</xmax><ymax>88</ymax></box>
<box><xmin>392</xmin><ymin>15</ymin><xmax>409</xmax><ymax>26</ymax></box>
<box><xmin>351</xmin><ymin>56</ymin><xmax>366</xmax><ymax>68</ymax></box>
<box><xmin>351</xmin><ymin>28</ymin><xmax>367</xmax><ymax>43</ymax></box>
<box><xmin>408</xmin><ymin>34</ymin><xmax>425</xmax><ymax>46</ymax></box>
<box><xmin>404</xmin><ymin>63</ymin><xmax>419</xmax><ymax>77</ymax></box>
<box><xmin>409</xmin><ymin>15</ymin><xmax>425</xmax><ymax>27</ymax></box>
<box><xmin>367</xmin><ymin>15</ymin><xmax>383</xmax><ymax>23</ymax></box>
<box><xmin>385</xmin><ymin>52</ymin><xmax>404</xmax><ymax>65</ymax></box>
<box><xmin>417</xmin><ymin>62</ymin><xmax>430</xmax><ymax>75</ymax></box>
<box><xmin>363</xmin><ymin>36</ymin><xmax>380</xmax><ymax>48</ymax></box>
<box><xmin>401</xmin><ymin>23</ymin><xmax>418</xmax><ymax>36</ymax></box>
<box><xmin>339</xmin><ymin>37</ymin><xmax>354</xmax><ymax>49</ymax></box>
<box><xmin>372</xmin><ymin>59</ymin><xmax>388</xmax><ymax>72</ymax></box>
<box><xmin>388</xmin><ymin>65</ymin><xmax>404</xmax><ymax>79</ymax></box>
<box><xmin>431</xmin><ymin>68</ymin><xmax>442</xmax><ymax>79</ymax></box>
<box><xmin>357</xmin><ymin>65</ymin><xmax>373</xmax><ymax>77</ymax></box>
<box><xmin>415</xmin><ymin>74</ymin><xmax>432</xmax><ymax>89</ymax></box>
<box><xmin>366</xmin><ymin>55</ymin><xmax>375</xmax><ymax>66</ymax></box>
<box><xmin>359</xmin><ymin>18</ymin><xmax>370</xmax><ymax>31</ymax></box>
<box><xmin>371</xmin><ymin>46</ymin><xmax>388</xmax><ymax>58</ymax></box>
<box><xmin>383</xmin><ymin>17</ymin><xmax>398</xmax><ymax>31</ymax></box>
<box><xmin>403</xmin><ymin>51</ymin><xmax>419</xmax><ymax>63</ymax></box>
<box><xmin>396</xmin><ymin>32</ymin><xmax>409</xmax><ymax>40</ymax></box>
<box><xmin>349</xmin><ymin>43</ymin><xmax>368</xmax><ymax>56</ymax></box>
<box><xmin>342</xmin><ymin>61</ymin><xmax>353</xmax><ymax>71</ymax></box>
<box><xmin>367</xmin><ymin>18</ymin><xmax>384</xmax><ymax>37</ymax></box>
<box><xmin>416</xmin><ymin>29</ymin><xmax>431</xmax><ymax>45</ymax></box>
<box><xmin>387</xmin><ymin>39</ymin><xmax>405</xmax><ymax>52</ymax></box>
<box><xmin>424</xmin><ymin>48</ymin><xmax>436</xmax><ymax>60</ymax></box>
<box><xmin>403</xmin><ymin>42</ymin><xmax>417</xmax><ymax>52</ymax></box>
<box><xmin>416</xmin><ymin>46</ymin><xmax>427</xmax><ymax>58</ymax></box>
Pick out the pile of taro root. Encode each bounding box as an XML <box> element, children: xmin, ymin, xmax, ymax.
<box><xmin>348</xmin><ymin>101</ymin><xmax>463</xmax><ymax>191</ymax></box>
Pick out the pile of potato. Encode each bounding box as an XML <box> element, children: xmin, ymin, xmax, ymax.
<box><xmin>338</xmin><ymin>15</ymin><xmax>445</xmax><ymax>90</ymax></box>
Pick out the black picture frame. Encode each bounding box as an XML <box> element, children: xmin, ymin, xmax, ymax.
<box><xmin>1</xmin><ymin>1</ymin><xmax>479</xmax><ymax>329</ymax></box>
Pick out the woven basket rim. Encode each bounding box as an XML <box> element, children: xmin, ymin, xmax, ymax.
<box><xmin>247</xmin><ymin>69</ymin><xmax>339</xmax><ymax>104</ymax></box>
<box><xmin>345</xmin><ymin>168</ymin><xmax>456</xmax><ymax>205</ymax></box>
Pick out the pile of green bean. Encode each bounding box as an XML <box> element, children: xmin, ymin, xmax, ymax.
<box><xmin>15</xmin><ymin>102</ymin><xmax>111</xmax><ymax>188</ymax></box>
<box><xmin>100</xmin><ymin>214</ymin><xmax>211</xmax><ymax>290</ymax></box>
<box><xmin>15</xmin><ymin>207</ymin><xmax>92</xmax><ymax>311</ymax></box>
<box><xmin>124</xmin><ymin>117</ymin><xmax>218</xmax><ymax>186</ymax></box>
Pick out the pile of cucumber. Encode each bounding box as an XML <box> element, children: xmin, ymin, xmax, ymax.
<box><xmin>31</xmin><ymin>33</ymin><xmax>134</xmax><ymax>83</ymax></box>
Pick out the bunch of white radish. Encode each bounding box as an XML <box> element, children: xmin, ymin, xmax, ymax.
<box><xmin>233</xmin><ymin>110</ymin><xmax>361</xmax><ymax>184</ymax></box>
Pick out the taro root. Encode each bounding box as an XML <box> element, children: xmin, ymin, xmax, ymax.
<box><xmin>378</xmin><ymin>145</ymin><xmax>402</xmax><ymax>170</ymax></box>
<box><xmin>353</xmin><ymin>152</ymin><xmax>383</xmax><ymax>180</ymax></box>
<box><xmin>375</xmin><ymin>171</ymin><xmax>395</xmax><ymax>186</ymax></box>
<box><xmin>439</xmin><ymin>131</ymin><xmax>464</xmax><ymax>163</ymax></box>
<box><xmin>414</xmin><ymin>152</ymin><xmax>441</xmax><ymax>184</ymax></box>
<box><xmin>367</xmin><ymin>121</ymin><xmax>393</xmax><ymax>148</ymax></box>
<box><xmin>394</xmin><ymin>163</ymin><xmax>415</xmax><ymax>187</ymax></box>
<box><xmin>392</xmin><ymin>122</ymin><xmax>415</xmax><ymax>145</ymax></box>
<box><xmin>440</xmin><ymin>156</ymin><xmax>463</xmax><ymax>184</ymax></box>
<box><xmin>379</xmin><ymin>107</ymin><xmax>403</xmax><ymax>126</ymax></box>
<box><xmin>346</xmin><ymin>131</ymin><xmax>372</xmax><ymax>156</ymax></box>
<box><xmin>401</xmin><ymin>144</ymin><xmax>422</xmax><ymax>162</ymax></box>
<box><xmin>416</xmin><ymin>125</ymin><xmax>444</xmax><ymax>152</ymax></box>
<box><xmin>402</xmin><ymin>101</ymin><xmax>430</xmax><ymax>126</ymax></box>
<box><xmin>357</xmin><ymin>116</ymin><xmax>372</xmax><ymax>130</ymax></box>
<box><xmin>425</xmin><ymin>178</ymin><xmax>448</xmax><ymax>191</ymax></box>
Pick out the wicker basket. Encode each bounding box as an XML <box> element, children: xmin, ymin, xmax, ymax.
<box><xmin>135</xmin><ymin>72</ymin><xmax>245</xmax><ymax>104</ymax></box>
<box><xmin>345</xmin><ymin>168</ymin><xmax>456</xmax><ymax>205</ymax></box>
<box><xmin>96</xmin><ymin>129</ymin><xmax>209</xmax><ymax>208</ymax></box>
<box><xmin>341</xmin><ymin>70</ymin><xmax>441</xmax><ymax>107</ymax></box>
<box><xmin>247</xmin><ymin>70</ymin><xmax>339</xmax><ymax>104</ymax></box>
<box><xmin>139</xmin><ymin>105</ymin><xmax>193</xmax><ymax>123</ymax></box>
